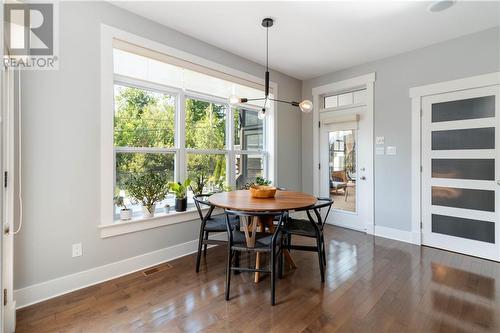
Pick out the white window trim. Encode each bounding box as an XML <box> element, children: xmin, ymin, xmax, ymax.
<box><xmin>99</xmin><ymin>24</ymin><xmax>277</xmax><ymax>238</ymax></box>
<box><xmin>99</xmin><ymin>207</ymin><xmax>224</xmax><ymax>238</ymax></box>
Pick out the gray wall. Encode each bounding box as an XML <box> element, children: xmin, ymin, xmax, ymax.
<box><xmin>15</xmin><ymin>1</ymin><xmax>301</xmax><ymax>289</ymax></box>
<box><xmin>301</xmin><ymin>27</ymin><xmax>500</xmax><ymax>232</ymax></box>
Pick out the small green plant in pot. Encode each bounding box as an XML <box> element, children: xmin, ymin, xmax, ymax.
<box><xmin>124</xmin><ymin>172</ymin><xmax>169</xmax><ymax>218</ymax></box>
<box><xmin>114</xmin><ymin>195</ymin><xmax>132</xmax><ymax>221</ymax></box>
<box><xmin>255</xmin><ymin>176</ymin><xmax>272</xmax><ymax>186</ymax></box>
<box><xmin>169</xmin><ymin>179</ymin><xmax>191</xmax><ymax>212</ymax></box>
<box><xmin>242</xmin><ymin>176</ymin><xmax>272</xmax><ymax>190</ymax></box>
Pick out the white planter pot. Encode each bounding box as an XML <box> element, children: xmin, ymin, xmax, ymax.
<box><xmin>119</xmin><ymin>209</ymin><xmax>132</xmax><ymax>221</ymax></box>
<box><xmin>142</xmin><ymin>205</ymin><xmax>156</xmax><ymax>218</ymax></box>
<box><xmin>164</xmin><ymin>206</ymin><xmax>170</xmax><ymax>214</ymax></box>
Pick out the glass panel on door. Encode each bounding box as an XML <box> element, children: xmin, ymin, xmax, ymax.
<box><xmin>328</xmin><ymin>130</ymin><xmax>356</xmax><ymax>212</ymax></box>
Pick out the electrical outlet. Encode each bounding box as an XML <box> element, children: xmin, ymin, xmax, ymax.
<box><xmin>72</xmin><ymin>243</ymin><xmax>82</xmax><ymax>258</ymax></box>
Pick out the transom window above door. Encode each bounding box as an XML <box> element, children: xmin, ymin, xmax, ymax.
<box><xmin>324</xmin><ymin>89</ymin><xmax>367</xmax><ymax>109</ymax></box>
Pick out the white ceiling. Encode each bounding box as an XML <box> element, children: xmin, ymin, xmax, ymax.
<box><xmin>110</xmin><ymin>1</ymin><xmax>500</xmax><ymax>80</ymax></box>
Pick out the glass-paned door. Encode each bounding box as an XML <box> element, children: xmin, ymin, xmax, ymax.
<box><xmin>320</xmin><ymin>106</ymin><xmax>372</xmax><ymax>232</ymax></box>
<box><xmin>421</xmin><ymin>85</ymin><xmax>500</xmax><ymax>261</ymax></box>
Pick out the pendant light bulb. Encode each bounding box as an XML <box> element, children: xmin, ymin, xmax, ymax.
<box><xmin>229</xmin><ymin>95</ymin><xmax>240</xmax><ymax>105</ymax></box>
<box><xmin>258</xmin><ymin>108</ymin><xmax>267</xmax><ymax>120</ymax></box>
<box><xmin>299</xmin><ymin>100</ymin><xmax>313</xmax><ymax>113</ymax></box>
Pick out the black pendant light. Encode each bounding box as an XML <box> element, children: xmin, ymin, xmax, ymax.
<box><xmin>229</xmin><ymin>18</ymin><xmax>313</xmax><ymax>119</ymax></box>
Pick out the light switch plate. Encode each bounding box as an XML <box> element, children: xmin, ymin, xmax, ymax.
<box><xmin>376</xmin><ymin>136</ymin><xmax>385</xmax><ymax>145</ymax></box>
<box><xmin>376</xmin><ymin>147</ymin><xmax>385</xmax><ymax>155</ymax></box>
<box><xmin>386</xmin><ymin>146</ymin><xmax>397</xmax><ymax>155</ymax></box>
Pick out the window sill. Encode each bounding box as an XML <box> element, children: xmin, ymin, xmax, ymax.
<box><xmin>99</xmin><ymin>207</ymin><xmax>221</xmax><ymax>238</ymax></box>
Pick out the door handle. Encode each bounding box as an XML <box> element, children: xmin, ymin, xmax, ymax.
<box><xmin>360</xmin><ymin>176</ymin><xmax>367</xmax><ymax>180</ymax></box>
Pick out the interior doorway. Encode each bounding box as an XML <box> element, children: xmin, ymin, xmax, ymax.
<box><xmin>421</xmin><ymin>85</ymin><xmax>499</xmax><ymax>261</ymax></box>
<box><xmin>411</xmin><ymin>72</ymin><xmax>500</xmax><ymax>260</ymax></box>
<box><xmin>313</xmin><ymin>73</ymin><xmax>375</xmax><ymax>233</ymax></box>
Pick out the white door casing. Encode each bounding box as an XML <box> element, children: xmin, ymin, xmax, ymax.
<box><xmin>421</xmin><ymin>85</ymin><xmax>499</xmax><ymax>261</ymax></box>
<box><xmin>2</xmin><ymin>67</ymin><xmax>16</xmax><ymax>332</ymax></box>
<box><xmin>411</xmin><ymin>72</ymin><xmax>500</xmax><ymax>255</ymax></box>
<box><xmin>312</xmin><ymin>73</ymin><xmax>375</xmax><ymax>234</ymax></box>
<box><xmin>411</xmin><ymin>72</ymin><xmax>500</xmax><ymax>248</ymax></box>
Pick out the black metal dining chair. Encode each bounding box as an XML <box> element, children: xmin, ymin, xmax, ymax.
<box><xmin>193</xmin><ymin>194</ymin><xmax>239</xmax><ymax>273</ymax></box>
<box><xmin>224</xmin><ymin>209</ymin><xmax>286</xmax><ymax>305</ymax></box>
<box><xmin>283</xmin><ymin>197</ymin><xmax>333</xmax><ymax>282</ymax></box>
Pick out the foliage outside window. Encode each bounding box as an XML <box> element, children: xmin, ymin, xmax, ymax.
<box><xmin>113</xmin><ymin>49</ymin><xmax>267</xmax><ymax>221</ymax></box>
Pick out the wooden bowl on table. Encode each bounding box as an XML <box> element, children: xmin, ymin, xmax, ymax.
<box><xmin>249</xmin><ymin>185</ymin><xmax>277</xmax><ymax>198</ymax></box>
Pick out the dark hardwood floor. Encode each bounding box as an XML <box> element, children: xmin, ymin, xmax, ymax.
<box><xmin>16</xmin><ymin>226</ymin><xmax>500</xmax><ymax>332</ymax></box>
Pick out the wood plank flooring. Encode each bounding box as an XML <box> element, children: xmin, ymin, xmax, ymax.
<box><xmin>16</xmin><ymin>226</ymin><xmax>500</xmax><ymax>332</ymax></box>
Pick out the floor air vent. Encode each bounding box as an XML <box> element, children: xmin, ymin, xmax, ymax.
<box><xmin>142</xmin><ymin>263</ymin><xmax>173</xmax><ymax>276</ymax></box>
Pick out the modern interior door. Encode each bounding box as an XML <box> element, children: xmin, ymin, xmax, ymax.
<box><xmin>319</xmin><ymin>106</ymin><xmax>372</xmax><ymax>232</ymax></box>
<box><xmin>421</xmin><ymin>85</ymin><xmax>500</xmax><ymax>261</ymax></box>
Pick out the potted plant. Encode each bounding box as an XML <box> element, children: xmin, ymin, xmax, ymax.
<box><xmin>114</xmin><ymin>195</ymin><xmax>132</xmax><ymax>221</ymax></box>
<box><xmin>124</xmin><ymin>172</ymin><xmax>169</xmax><ymax>218</ymax></box>
<box><xmin>169</xmin><ymin>179</ymin><xmax>191</xmax><ymax>212</ymax></box>
<box><xmin>255</xmin><ymin>176</ymin><xmax>272</xmax><ymax>186</ymax></box>
<box><xmin>248</xmin><ymin>177</ymin><xmax>276</xmax><ymax>198</ymax></box>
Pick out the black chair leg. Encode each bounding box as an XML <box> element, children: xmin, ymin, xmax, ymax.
<box><xmin>195</xmin><ymin>226</ymin><xmax>206</xmax><ymax>273</ymax></box>
<box><xmin>316</xmin><ymin>236</ymin><xmax>325</xmax><ymax>282</ymax></box>
<box><xmin>321</xmin><ymin>234</ymin><xmax>327</xmax><ymax>265</ymax></box>
<box><xmin>287</xmin><ymin>234</ymin><xmax>292</xmax><ymax>252</ymax></box>
<box><xmin>234</xmin><ymin>251</ymin><xmax>240</xmax><ymax>275</ymax></box>
<box><xmin>225</xmin><ymin>249</ymin><xmax>233</xmax><ymax>301</ymax></box>
<box><xmin>278</xmin><ymin>248</ymin><xmax>284</xmax><ymax>279</ymax></box>
<box><xmin>203</xmin><ymin>231</ymin><xmax>209</xmax><ymax>255</ymax></box>
<box><xmin>278</xmin><ymin>236</ymin><xmax>284</xmax><ymax>279</ymax></box>
<box><xmin>271</xmin><ymin>248</ymin><xmax>276</xmax><ymax>305</ymax></box>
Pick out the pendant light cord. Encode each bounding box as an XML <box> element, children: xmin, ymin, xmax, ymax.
<box><xmin>264</xmin><ymin>24</ymin><xmax>269</xmax><ymax>102</ymax></box>
<box><xmin>266</xmin><ymin>25</ymin><xmax>269</xmax><ymax>72</ymax></box>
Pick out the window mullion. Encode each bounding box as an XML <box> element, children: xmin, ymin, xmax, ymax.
<box><xmin>227</xmin><ymin>106</ymin><xmax>235</xmax><ymax>187</ymax></box>
<box><xmin>177</xmin><ymin>91</ymin><xmax>186</xmax><ymax>182</ymax></box>
<box><xmin>185</xmin><ymin>149</ymin><xmax>227</xmax><ymax>154</ymax></box>
<box><xmin>114</xmin><ymin>146</ymin><xmax>177</xmax><ymax>153</ymax></box>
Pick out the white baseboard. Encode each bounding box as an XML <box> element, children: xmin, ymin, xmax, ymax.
<box><xmin>365</xmin><ymin>223</ymin><xmax>375</xmax><ymax>235</ymax></box>
<box><xmin>326</xmin><ymin>221</ymin><xmax>366</xmax><ymax>233</ymax></box>
<box><xmin>14</xmin><ymin>233</ymin><xmax>226</xmax><ymax>309</ymax></box>
<box><xmin>374</xmin><ymin>225</ymin><xmax>418</xmax><ymax>245</ymax></box>
<box><xmin>411</xmin><ymin>231</ymin><xmax>422</xmax><ymax>245</ymax></box>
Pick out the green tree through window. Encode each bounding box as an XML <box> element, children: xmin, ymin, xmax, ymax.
<box><xmin>114</xmin><ymin>85</ymin><xmax>175</xmax><ymax>196</ymax></box>
<box><xmin>185</xmin><ymin>98</ymin><xmax>227</xmax><ymax>187</ymax></box>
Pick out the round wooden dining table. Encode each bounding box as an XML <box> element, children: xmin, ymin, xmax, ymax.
<box><xmin>209</xmin><ymin>190</ymin><xmax>317</xmax><ymax>283</ymax></box>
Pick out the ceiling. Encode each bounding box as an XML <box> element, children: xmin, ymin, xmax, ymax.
<box><xmin>110</xmin><ymin>1</ymin><xmax>500</xmax><ymax>80</ymax></box>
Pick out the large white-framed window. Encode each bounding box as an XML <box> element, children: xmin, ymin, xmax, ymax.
<box><xmin>99</xmin><ymin>25</ymin><xmax>276</xmax><ymax>237</ymax></box>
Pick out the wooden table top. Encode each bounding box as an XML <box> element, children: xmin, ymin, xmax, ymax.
<box><xmin>208</xmin><ymin>190</ymin><xmax>317</xmax><ymax>212</ymax></box>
